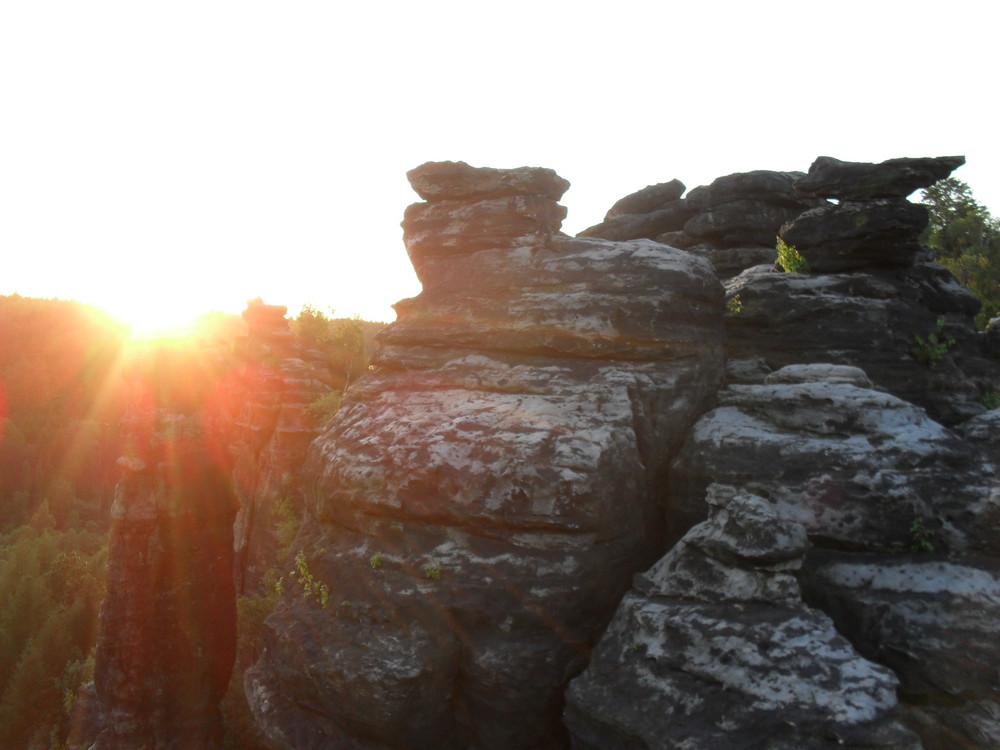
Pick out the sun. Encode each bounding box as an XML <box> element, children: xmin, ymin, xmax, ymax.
<box><xmin>104</xmin><ymin>298</ymin><xmax>212</xmax><ymax>342</ymax></box>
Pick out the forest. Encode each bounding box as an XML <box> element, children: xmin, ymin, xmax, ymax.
<box><xmin>0</xmin><ymin>178</ymin><xmax>996</xmax><ymax>749</ymax></box>
<box><xmin>0</xmin><ymin>298</ymin><xmax>378</xmax><ymax>749</ymax></box>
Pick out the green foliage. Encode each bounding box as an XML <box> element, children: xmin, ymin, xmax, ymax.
<box><xmin>984</xmin><ymin>392</ymin><xmax>1000</xmax><ymax>410</ymax></box>
<box><xmin>0</xmin><ymin>295</ymin><xmax>128</xmax><ymax>531</ymax></box>
<box><xmin>306</xmin><ymin>390</ymin><xmax>343</xmax><ymax>425</ymax></box>
<box><xmin>0</xmin><ymin>525</ymin><xmax>107</xmax><ymax>748</ymax></box>
<box><xmin>288</xmin><ymin>550</ymin><xmax>330</xmax><ymax>608</ymax></box>
<box><xmin>423</xmin><ymin>560</ymin><xmax>443</xmax><ymax>581</ymax></box>
<box><xmin>775</xmin><ymin>237</ymin><xmax>811</xmax><ymax>274</ymax></box>
<box><xmin>370</xmin><ymin>551</ymin><xmax>384</xmax><ymax>570</ymax></box>
<box><xmin>290</xmin><ymin>305</ymin><xmax>380</xmax><ymax>393</ymax></box>
<box><xmin>921</xmin><ymin>177</ymin><xmax>1000</xmax><ymax>329</ymax></box>
<box><xmin>725</xmin><ymin>294</ymin><xmax>743</xmax><ymax>315</ymax></box>
<box><xmin>910</xmin><ymin>517</ymin><xmax>936</xmax><ymax>553</ymax></box>
<box><xmin>912</xmin><ymin>317</ymin><xmax>955</xmax><ymax>368</ymax></box>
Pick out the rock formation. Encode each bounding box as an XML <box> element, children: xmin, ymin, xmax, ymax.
<box><xmin>579</xmin><ymin>170</ymin><xmax>825</xmax><ymax>280</ymax></box>
<box><xmin>564</xmin><ymin>156</ymin><xmax>999</xmax><ymax>750</ymax></box>
<box><xmin>725</xmin><ymin>155</ymin><xmax>999</xmax><ymax>425</ymax></box>
<box><xmin>230</xmin><ymin>300</ymin><xmax>334</xmax><ymax>595</ymax></box>
<box><xmin>565</xmin><ymin>485</ymin><xmax>921</xmax><ymax>749</ymax></box>
<box><xmin>90</xmin><ymin>345</ymin><xmax>239</xmax><ymax>750</ymax></box>
<box><xmin>86</xmin><ymin>155</ymin><xmax>999</xmax><ymax>750</ymax></box>
<box><xmin>245</xmin><ymin>162</ymin><xmax>726</xmax><ymax>749</ymax></box>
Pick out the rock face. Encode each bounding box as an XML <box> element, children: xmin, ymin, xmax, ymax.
<box><xmin>668</xmin><ymin>364</ymin><xmax>997</xmax><ymax>553</ymax></box>
<box><xmin>230</xmin><ymin>300</ymin><xmax>333</xmax><ymax>595</ymax></box>
<box><xmin>245</xmin><ymin>162</ymin><xmax>726</xmax><ymax>749</ymax></box>
<box><xmin>579</xmin><ymin>170</ymin><xmax>825</xmax><ymax>280</ymax></box>
<box><xmin>794</xmin><ymin>155</ymin><xmax>966</xmax><ymax>201</ymax></box>
<box><xmin>91</xmin><ymin>348</ymin><xmax>239</xmax><ymax>750</ymax></box>
<box><xmin>779</xmin><ymin>157</ymin><xmax>964</xmax><ymax>274</ymax></box>
<box><xmin>667</xmin><ymin>364</ymin><xmax>1000</xmax><ymax>749</ymax></box>
<box><xmin>801</xmin><ymin>552</ymin><xmax>1000</xmax><ymax>750</ymax></box>
<box><xmin>565</xmin><ymin>485</ymin><xmax>921</xmax><ymax>750</ymax></box>
<box><xmin>723</xmin><ymin>156</ymin><xmax>999</xmax><ymax>426</ymax></box>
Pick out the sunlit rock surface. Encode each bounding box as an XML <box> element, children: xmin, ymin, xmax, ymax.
<box><xmin>230</xmin><ymin>300</ymin><xmax>333</xmax><ymax>595</ymax></box>
<box><xmin>245</xmin><ymin>162</ymin><xmax>726</xmax><ymax>749</ymax></box>
<box><xmin>670</xmin><ymin>363</ymin><xmax>998</xmax><ymax>553</ymax></box>
<box><xmin>91</xmin><ymin>352</ymin><xmax>238</xmax><ymax>750</ymax></box>
<box><xmin>565</xmin><ymin>485</ymin><xmax>920</xmax><ymax>750</ymax></box>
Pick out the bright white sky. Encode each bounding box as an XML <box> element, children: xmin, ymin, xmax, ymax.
<box><xmin>2</xmin><ymin>0</ymin><xmax>997</xmax><ymax>332</ymax></box>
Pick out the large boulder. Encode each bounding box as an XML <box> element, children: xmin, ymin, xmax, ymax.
<box><xmin>605</xmin><ymin>179</ymin><xmax>685</xmax><ymax>219</ymax></box>
<box><xmin>724</xmin><ymin>263</ymin><xmax>995</xmax><ymax>425</ymax></box>
<box><xmin>402</xmin><ymin>161</ymin><xmax>570</xmax><ymax>285</ymax></box>
<box><xmin>565</xmin><ymin>485</ymin><xmax>920</xmax><ymax>750</ymax></box>
<box><xmin>245</xmin><ymin>164</ymin><xmax>726</xmax><ymax>749</ymax></box>
<box><xmin>682</xmin><ymin>170</ymin><xmax>824</xmax><ymax>248</ymax></box>
<box><xmin>669</xmin><ymin>364</ymin><xmax>998</xmax><ymax>553</ymax></box>
<box><xmin>801</xmin><ymin>551</ymin><xmax>1000</xmax><ymax>750</ymax></box>
<box><xmin>794</xmin><ymin>155</ymin><xmax>966</xmax><ymax>201</ymax></box>
<box><xmin>781</xmin><ymin>199</ymin><xmax>929</xmax><ymax>272</ymax></box>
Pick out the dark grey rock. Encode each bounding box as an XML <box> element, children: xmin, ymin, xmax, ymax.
<box><xmin>683</xmin><ymin>199</ymin><xmax>807</xmax><ymax>247</ymax></box>
<box><xmin>685</xmin><ymin>170</ymin><xmax>815</xmax><ymax>210</ymax></box>
<box><xmin>780</xmin><ymin>199</ymin><xmax>929</xmax><ymax>272</ymax></box>
<box><xmin>605</xmin><ymin>179</ymin><xmax>685</xmax><ymax>219</ymax></box>
<box><xmin>669</xmin><ymin>365</ymin><xmax>998</xmax><ymax>554</ymax></box>
<box><xmin>407</xmin><ymin>160</ymin><xmax>570</xmax><ymax>202</ymax></box>
<box><xmin>795</xmin><ymin>155</ymin><xmax>966</xmax><ymax>200</ymax></box>
<box><xmin>565</xmin><ymin>487</ymin><xmax>920</xmax><ymax>750</ymax></box>
<box><xmin>246</xmin><ymin>166</ymin><xmax>726</xmax><ymax>750</ymax></box>
<box><xmin>578</xmin><ymin>202</ymin><xmax>691</xmax><ymax>241</ymax></box>
<box><xmin>723</xmin><ymin>264</ymin><xmax>993</xmax><ymax>425</ymax></box>
<box><xmin>801</xmin><ymin>551</ymin><xmax>1000</xmax><ymax>750</ymax></box>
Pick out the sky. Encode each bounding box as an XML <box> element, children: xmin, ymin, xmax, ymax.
<box><xmin>2</xmin><ymin>0</ymin><xmax>997</xmax><ymax>332</ymax></box>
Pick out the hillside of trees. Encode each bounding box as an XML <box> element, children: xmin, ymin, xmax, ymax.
<box><xmin>921</xmin><ymin>177</ymin><xmax>1000</xmax><ymax>328</ymax></box>
<box><xmin>0</xmin><ymin>297</ymin><xmax>378</xmax><ymax>749</ymax></box>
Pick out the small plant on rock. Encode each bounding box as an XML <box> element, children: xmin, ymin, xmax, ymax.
<box><xmin>370</xmin><ymin>551</ymin><xmax>384</xmax><ymax>570</ymax></box>
<box><xmin>423</xmin><ymin>560</ymin><xmax>443</xmax><ymax>581</ymax></box>
<box><xmin>983</xmin><ymin>392</ymin><xmax>1000</xmax><ymax>409</ymax></box>
<box><xmin>776</xmin><ymin>237</ymin><xmax>810</xmax><ymax>273</ymax></box>
<box><xmin>288</xmin><ymin>550</ymin><xmax>330</xmax><ymax>607</ymax></box>
<box><xmin>726</xmin><ymin>294</ymin><xmax>744</xmax><ymax>315</ymax></box>
<box><xmin>910</xmin><ymin>518</ymin><xmax>935</xmax><ymax>553</ymax></box>
<box><xmin>912</xmin><ymin>317</ymin><xmax>955</xmax><ymax>368</ymax></box>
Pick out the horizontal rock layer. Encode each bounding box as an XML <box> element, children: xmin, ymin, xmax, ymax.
<box><xmin>246</xmin><ymin>167</ymin><xmax>726</xmax><ymax>749</ymax></box>
<box><xmin>565</xmin><ymin>486</ymin><xmax>919</xmax><ymax>750</ymax></box>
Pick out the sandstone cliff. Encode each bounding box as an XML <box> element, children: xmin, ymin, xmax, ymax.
<box><xmin>88</xmin><ymin>156</ymin><xmax>1000</xmax><ymax>750</ymax></box>
<box><xmin>245</xmin><ymin>162</ymin><xmax>726</xmax><ymax>749</ymax></box>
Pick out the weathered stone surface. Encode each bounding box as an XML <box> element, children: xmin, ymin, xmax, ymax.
<box><xmin>231</xmin><ymin>300</ymin><xmax>334</xmax><ymax>596</ymax></box>
<box><xmin>565</xmin><ymin>487</ymin><xmax>918</xmax><ymax>750</ymax></box>
<box><xmin>764</xmin><ymin>363</ymin><xmax>873</xmax><ymax>387</ymax></box>
<box><xmin>605</xmin><ymin>179</ymin><xmax>685</xmax><ymax>219</ymax></box>
<box><xmin>724</xmin><ymin>263</ymin><xmax>994</xmax><ymax>425</ymax></box>
<box><xmin>780</xmin><ymin>199</ymin><xmax>929</xmax><ymax>272</ymax></box>
<box><xmin>245</xmin><ymin>166</ymin><xmax>726</xmax><ymax>749</ymax></box>
<box><xmin>683</xmin><ymin>198</ymin><xmax>807</xmax><ymax>247</ymax></box>
<box><xmin>801</xmin><ymin>551</ymin><xmax>1000</xmax><ymax>750</ymax></box>
<box><xmin>685</xmin><ymin>170</ymin><xmax>815</xmax><ymax>210</ymax></box>
<box><xmin>669</xmin><ymin>365</ymin><xmax>997</xmax><ymax>554</ymax></box>
<box><xmin>92</xmin><ymin>358</ymin><xmax>238</xmax><ymax>750</ymax></box>
<box><xmin>403</xmin><ymin>195</ymin><xmax>568</xmax><ymax>283</ymax></box>
<box><xmin>406</xmin><ymin>160</ymin><xmax>570</xmax><ymax>202</ymax></box>
<box><xmin>795</xmin><ymin>155</ymin><xmax>966</xmax><ymax>200</ymax></box>
<box><xmin>684</xmin><ymin>242</ymin><xmax>777</xmax><ymax>279</ymax></box>
<box><xmin>578</xmin><ymin>202</ymin><xmax>690</xmax><ymax>242</ymax></box>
